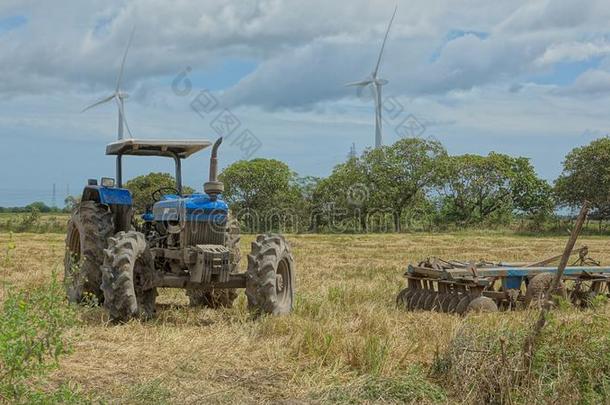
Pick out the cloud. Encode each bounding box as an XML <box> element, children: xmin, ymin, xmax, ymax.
<box><xmin>2</xmin><ymin>0</ymin><xmax>610</xmax><ymax>109</ymax></box>
<box><xmin>562</xmin><ymin>69</ymin><xmax>610</xmax><ymax>95</ymax></box>
<box><xmin>535</xmin><ymin>41</ymin><xmax>610</xmax><ymax>66</ymax></box>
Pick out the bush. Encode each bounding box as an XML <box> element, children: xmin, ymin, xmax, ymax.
<box><xmin>0</xmin><ymin>273</ymin><xmax>80</xmax><ymax>403</ymax></box>
<box><xmin>433</xmin><ymin>310</ymin><xmax>610</xmax><ymax>404</ymax></box>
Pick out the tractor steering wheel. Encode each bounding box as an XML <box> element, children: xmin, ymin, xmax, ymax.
<box><xmin>151</xmin><ymin>187</ymin><xmax>181</xmax><ymax>202</ymax></box>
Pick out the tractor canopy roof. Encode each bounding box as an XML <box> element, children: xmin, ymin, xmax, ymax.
<box><xmin>106</xmin><ymin>138</ymin><xmax>212</xmax><ymax>159</ymax></box>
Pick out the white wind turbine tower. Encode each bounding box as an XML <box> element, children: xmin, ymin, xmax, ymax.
<box><xmin>346</xmin><ymin>5</ymin><xmax>397</xmax><ymax>148</ymax></box>
<box><xmin>82</xmin><ymin>29</ymin><xmax>135</xmax><ymax>140</ymax></box>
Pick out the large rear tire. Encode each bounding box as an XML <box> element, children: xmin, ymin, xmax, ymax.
<box><xmin>101</xmin><ymin>231</ymin><xmax>157</xmax><ymax>322</ymax></box>
<box><xmin>245</xmin><ymin>234</ymin><xmax>295</xmax><ymax>316</ymax></box>
<box><xmin>186</xmin><ymin>216</ymin><xmax>241</xmax><ymax>308</ymax></box>
<box><xmin>64</xmin><ymin>201</ymin><xmax>113</xmax><ymax>304</ymax></box>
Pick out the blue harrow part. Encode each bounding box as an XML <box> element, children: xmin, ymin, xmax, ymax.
<box><xmin>396</xmin><ymin>246</ymin><xmax>610</xmax><ymax>314</ymax></box>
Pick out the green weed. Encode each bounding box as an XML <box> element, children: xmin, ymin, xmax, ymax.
<box><xmin>0</xmin><ymin>271</ymin><xmax>78</xmax><ymax>402</ymax></box>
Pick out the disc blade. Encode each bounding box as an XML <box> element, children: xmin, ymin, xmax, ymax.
<box><xmin>81</xmin><ymin>94</ymin><xmax>115</xmax><ymax>112</ymax></box>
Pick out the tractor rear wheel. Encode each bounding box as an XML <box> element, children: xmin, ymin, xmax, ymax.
<box><xmin>100</xmin><ymin>231</ymin><xmax>157</xmax><ymax>322</ymax></box>
<box><xmin>186</xmin><ymin>216</ymin><xmax>241</xmax><ymax>308</ymax></box>
<box><xmin>64</xmin><ymin>200</ymin><xmax>113</xmax><ymax>304</ymax></box>
<box><xmin>245</xmin><ymin>234</ymin><xmax>295</xmax><ymax>316</ymax></box>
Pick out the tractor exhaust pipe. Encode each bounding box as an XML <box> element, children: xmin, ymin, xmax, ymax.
<box><xmin>204</xmin><ymin>137</ymin><xmax>224</xmax><ymax>197</ymax></box>
<box><xmin>209</xmin><ymin>137</ymin><xmax>222</xmax><ymax>182</ymax></box>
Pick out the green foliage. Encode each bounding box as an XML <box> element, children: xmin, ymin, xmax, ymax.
<box><xmin>0</xmin><ymin>274</ymin><xmax>76</xmax><ymax>402</ymax></box>
<box><xmin>313</xmin><ymin>157</ymin><xmax>370</xmax><ymax>232</ymax></box>
<box><xmin>0</xmin><ymin>212</ymin><xmax>67</xmax><ymax>234</ymax></box>
<box><xmin>318</xmin><ymin>366</ymin><xmax>446</xmax><ymax>404</ymax></box>
<box><xmin>314</xmin><ymin>138</ymin><xmax>446</xmax><ymax>232</ymax></box>
<box><xmin>435</xmin><ymin>310</ymin><xmax>610</xmax><ymax>404</ymax></box>
<box><xmin>63</xmin><ymin>195</ymin><xmax>79</xmax><ymax>213</ymax></box>
<box><xmin>10</xmin><ymin>136</ymin><xmax>610</xmax><ymax>233</ymax></box>
<box><xmin>555</xmin><ymin>137</ymin><xmax>610</xmax><ymax>218</ymax></box>
<box><xmin>124</xmin><ymin>172</ymin><xmax>195</xmax><ymax>213</ymax></box>
<box><xmin>26</xmin><ymin>201</ymin><xmax>52</xmax><ymax>213</ymax></box>
<box><xmin>18</xmin><ymin>206</ymin><xmax>41</xmax><ymax>231</ymax></box>
<box><xmin>220</xmin><ymin>159</ymin><xmax>301</xmax><ymax>232</ymax></box>
<box><xmin>124</xmin><ymin>379</ymin><xmax>172</xmax><ymax>405</ymax></box>
<box><xmin>0</xmin><ymin>273</ymin><xmax>78</xmax><ymax>403</ymax></box>
<box><xmin>437</xmin><ymin>153</ymin><xmax>552</xmax><ymax>225</ymax></box>
<box><xmin>364</xmin><ymin>138</ymin><xmax>447</xmax><ymax>232</ymax></box>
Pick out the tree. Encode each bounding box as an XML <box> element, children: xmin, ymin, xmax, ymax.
<box><xmin>25</xmin><ymin>201</ymin><xmax>51</xmax><ymax>213</ymax></box>
<box><xmin>363</xmin><ymin>138</ymin><xmax>447</xmax><ymax>232</ymax></box>
<box><xmin>293</xmin><ymin>176</ymin><xmax>320</xmax><ymax>232</ymax></box>
<box><xmin>313</xmin><ymin>156</ymin><xmax>370</xmax><ymax>232</ymax></box>
<box><xmin>555</xmin><ymin>137</ymin><xmax>610</xmax><ymax>220</ymax></box>
<box><xmin>219</xmin><ymin>159</ymin><xmax>300</xmax><ymax>232</ymax></box>
<box><xmin>438</xmin><ymin>153</ymin><xmax>551</xmax><ymax>225</ymax></box>
<box><xmin>63</xmin><ymin>195</ymin><xmax>79</xmax><ymax>213</ymax></box>
<box><xmin>124</xmin><ymin>173</ymin><xmax>194</xmax><ymax>212</ymax></box>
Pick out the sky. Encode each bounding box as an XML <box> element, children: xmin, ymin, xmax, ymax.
<box><xmin>1</xmin><ymin>0</ymin><xmax>609</xmax><ymax>206</ymax></box>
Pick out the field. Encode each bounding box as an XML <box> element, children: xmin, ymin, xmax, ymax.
<box><xmin>2</xmin><ymin>230</ymin><xmax>610</xmax><ymax>404</ymax></box>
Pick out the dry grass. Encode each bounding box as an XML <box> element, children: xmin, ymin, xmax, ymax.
<box><xmin>2</xmin><ymin>231</ymin><xmax>610</xmax><ymax>404</ymax></box>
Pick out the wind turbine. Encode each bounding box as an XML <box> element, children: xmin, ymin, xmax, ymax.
<box><xmin>82</xmin><ymin>28</ymin><xmax>135</xmax><ymax>140</ymax></box>
<box><xmin>346</xmin><ymin>5</ymin><xmax>397</xmax><ymax>148</ymax></box>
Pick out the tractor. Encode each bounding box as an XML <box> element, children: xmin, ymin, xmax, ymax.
<box><xmin>64</xmin><ymin>137</ymin><xmax>295</xmax><ymax>322</ymax></box>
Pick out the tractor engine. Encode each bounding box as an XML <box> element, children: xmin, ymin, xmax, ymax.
<box><xmin>145</xmin><ymin>138</ymin><xmax>232</xmax><ymax>284</ymax></box>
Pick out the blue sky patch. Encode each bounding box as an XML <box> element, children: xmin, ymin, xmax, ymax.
<box><xmin>530</xmin><ymin>57</ymin><xmax>603</xmax><ymax>86</ymax></box>
<box><xmin>0</xmin><ymin>15</ymin><xmax>27</xmax><ymax>35</ymax></box>
<box><xmin>164</xmin><ymin>58</ymin><xmax>259</xmax><ymax>91</ymax></box>
<box><xmin>93</xmin><ymin>15</ymin><xmax>115</xmax><ymax>38</ymax></box>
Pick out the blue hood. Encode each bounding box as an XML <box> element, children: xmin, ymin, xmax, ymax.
<box><xmin>152</xmin><ymin>193</ymin><xmax>228</xmax><ymax>222</ymax></box>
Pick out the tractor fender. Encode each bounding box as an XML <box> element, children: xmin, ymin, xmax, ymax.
<box><xmin>82</xmin><ymin>185</ymin><xmax>133</xmax><ymax>206</ymax></box>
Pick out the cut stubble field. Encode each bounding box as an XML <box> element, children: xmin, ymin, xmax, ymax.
<box><xmin>2</xmin><ymin>231</ymin><xmax>610</xmax><ymax>404</ymax></box>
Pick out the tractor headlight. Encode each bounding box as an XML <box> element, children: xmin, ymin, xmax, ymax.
<box><xmin>101</xmin><ymin>177</ymin><xmax>115</xmax><ymax>188</ymax></box>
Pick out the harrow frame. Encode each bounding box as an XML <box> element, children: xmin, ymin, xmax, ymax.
<box><xmin>397</xmin><ymin>246</ymin><xmax>610</xmax><ymax>314</ymax></box>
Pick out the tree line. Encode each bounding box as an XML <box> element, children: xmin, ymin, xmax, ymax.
<box><xmin>219</xmin><ymin>137</ymin><xmax>610</xmax><ymax>233</ymax></box>
<box><xmin>3</xmin><ymin>137</ymin><xmax>608</xmax><ymax>234</ymax></box>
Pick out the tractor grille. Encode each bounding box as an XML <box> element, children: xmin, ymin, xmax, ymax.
<box><xmin>181</xmin><ymin>221</ymin><xmax>225</xmax><ymax>247</ymax></box>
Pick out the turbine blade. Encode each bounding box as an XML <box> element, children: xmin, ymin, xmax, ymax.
<box><xmin>373</xmin><ymin>4</ymin><xmax>398</xmax><ymax>77</ymax></box>
<box><xmin>116</xmin><ymin>27</ymin><xmax>136</xmax><ymax>92</ymax></box>
<box><xmin>345</xmin><ymin>80</ymin><xmax>373</xmax><ymax>87</ymax></box>
<box><xmin>114</xmin><ymin>96</ymin><xmax>134</xmax><ymax>138</ymax></box>
<box><xmin>81</xmin><ymin>94</ymin><xmax>115</xmax><ymax>112</ymax></box>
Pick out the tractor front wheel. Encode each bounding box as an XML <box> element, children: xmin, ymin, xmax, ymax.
<box><xmin>245</xmin><ymin>234</ymin><xmax>295</xmax><ymax>316</ymax></box>
<box><xmin>100</xmin><ymin>231</ymin><xmax>157</xmax><ymax>322</ymax></box>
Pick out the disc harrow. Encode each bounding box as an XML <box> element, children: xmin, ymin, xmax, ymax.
<box><xmin>397</xmin><ymin>246</ymin><xmax>610</xmax><ymax>314</ymax></box>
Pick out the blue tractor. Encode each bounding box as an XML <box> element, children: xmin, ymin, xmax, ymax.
<box><xmin>64</xmin><ymin>137</ymin><xmax>295</xmax><ymax>322</ymax></box>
